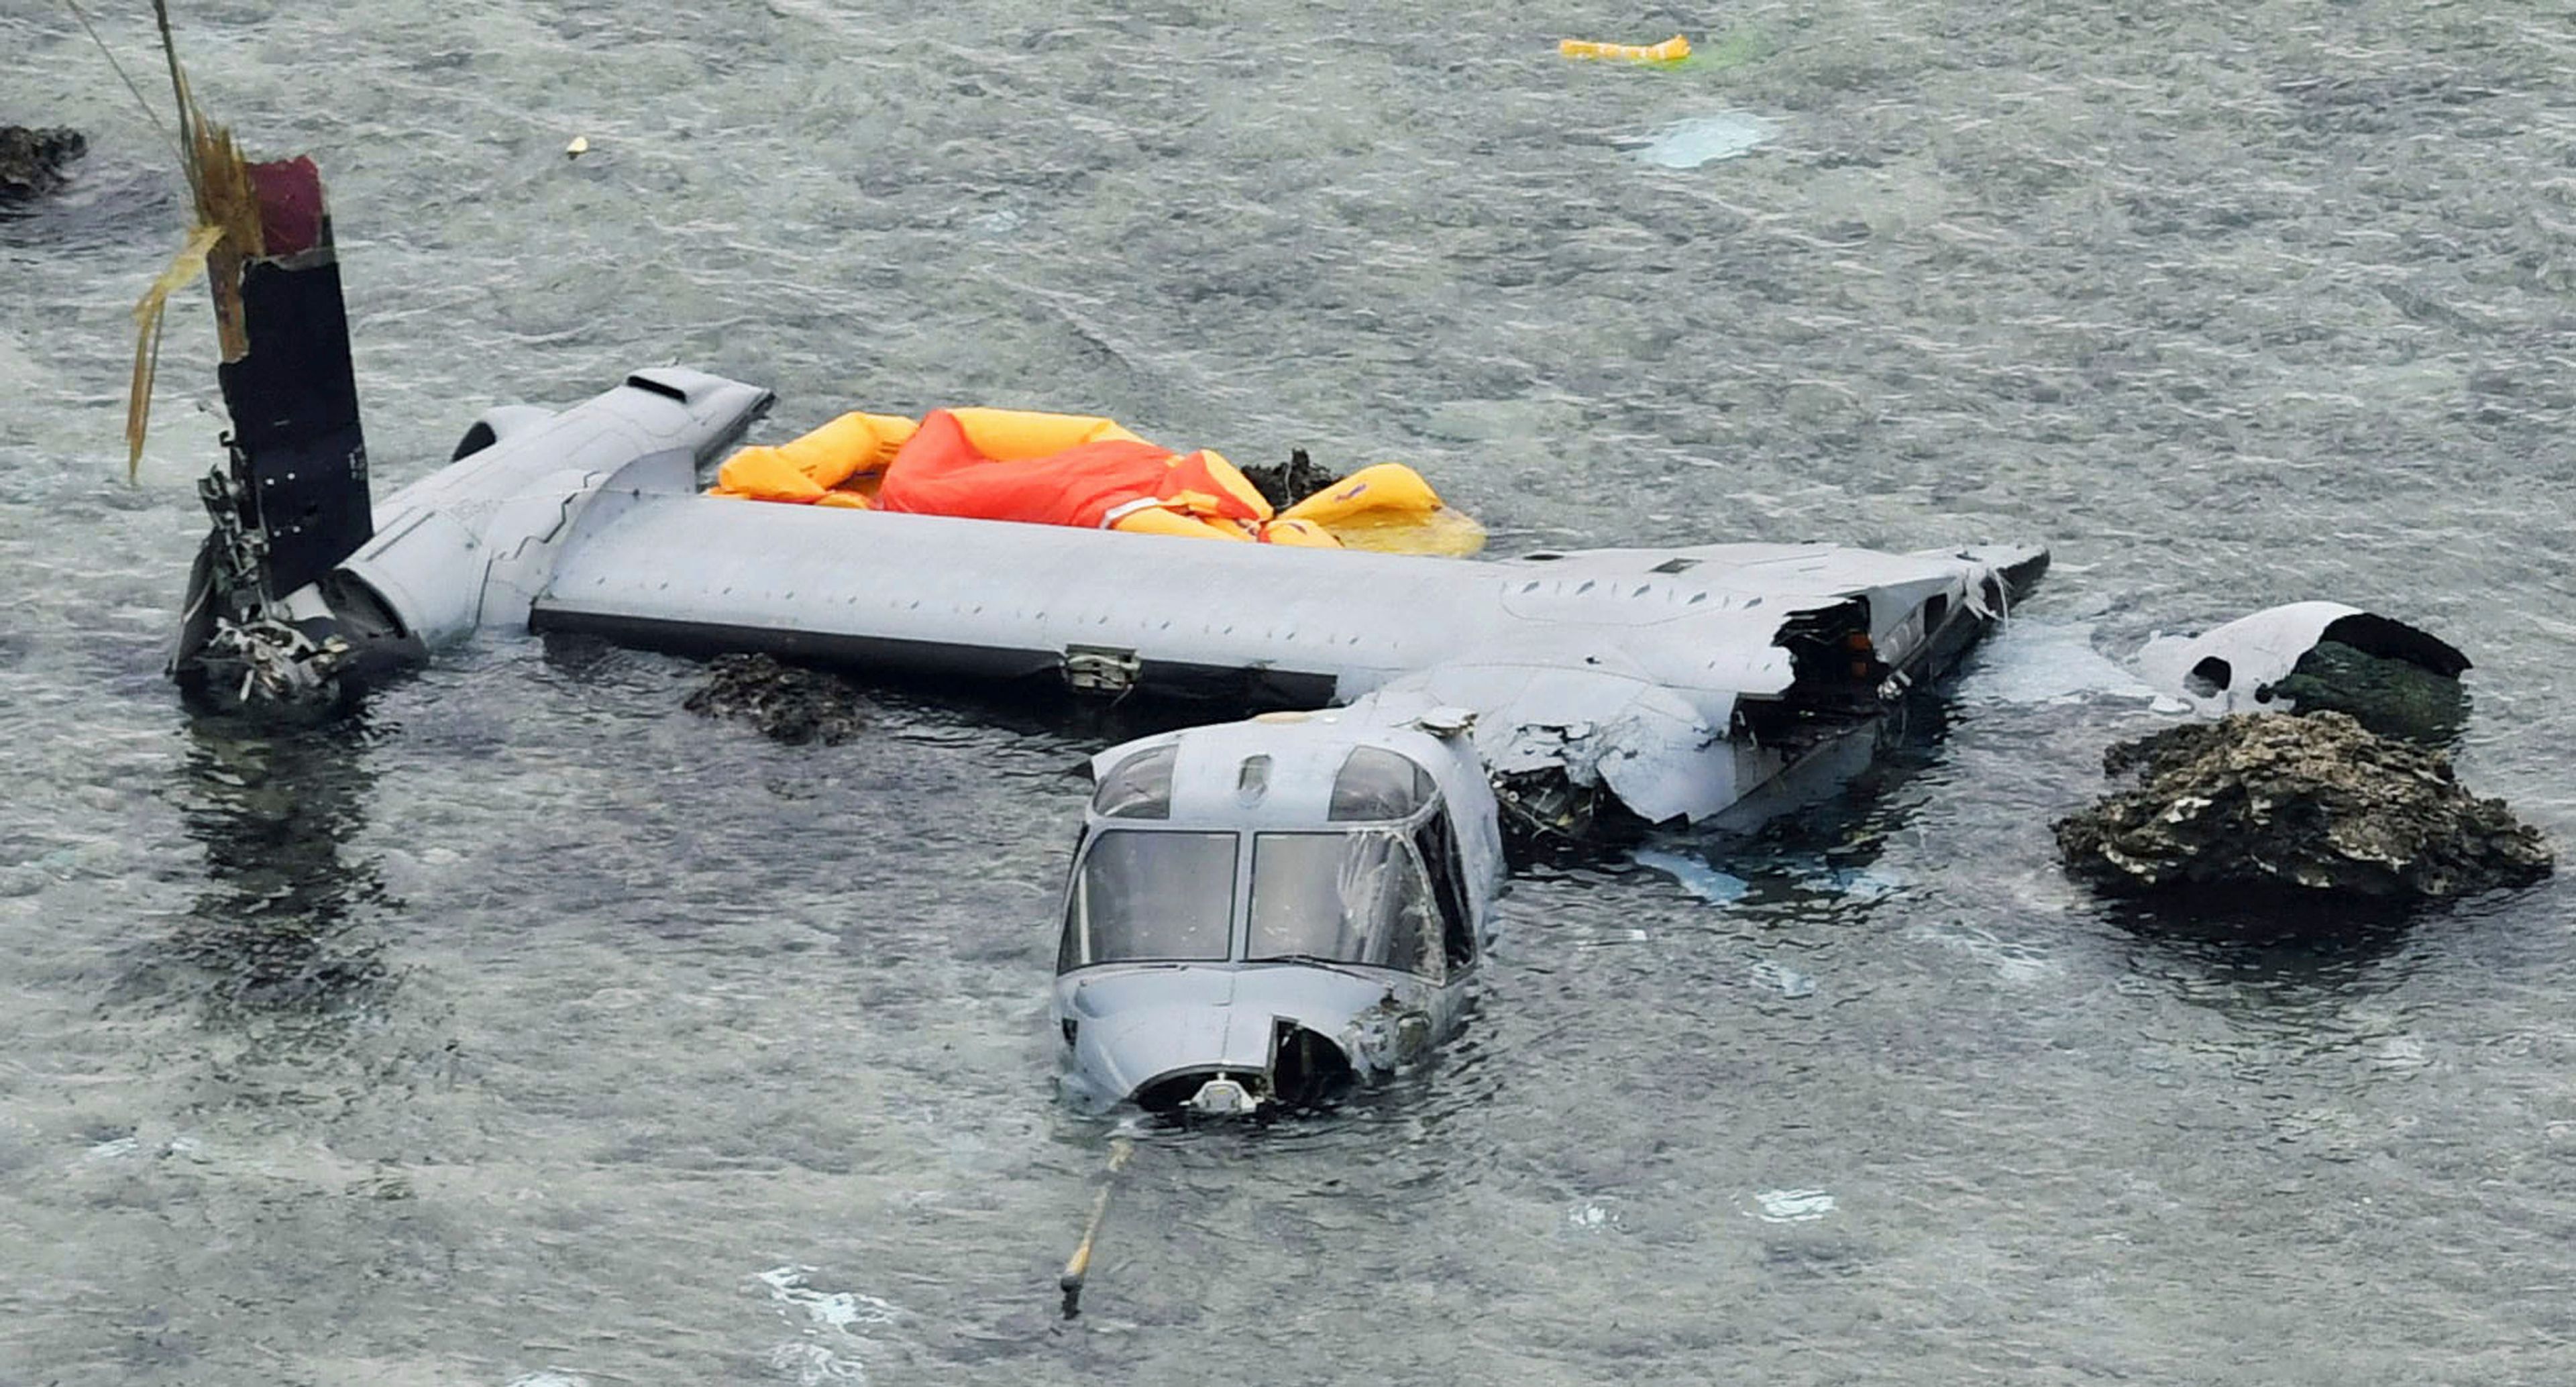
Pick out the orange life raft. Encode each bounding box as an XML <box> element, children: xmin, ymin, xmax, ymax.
<box><xmin>707</xmin><ymin>407</ymin><xmax>1480</xmax><ymax>553</ymax></box>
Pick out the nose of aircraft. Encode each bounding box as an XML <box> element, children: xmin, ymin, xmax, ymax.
<box><xmin>1061</xmin><ymin>966</ymin><xmax>1377</xmax><ymax>1113</ymax></box>
<box><xmin>1073</xmin><ymin>1001</ymin><xmax>1277</xmax><ymax>1112</ymax></box>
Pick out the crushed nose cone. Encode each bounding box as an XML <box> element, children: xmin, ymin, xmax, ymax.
<box><xmin>1059</xmin><ymin>968</ymin><xmax>1383</xmax><ymax>1114</ymax></box>
<box><xmin>1080</xmin><ymin>1005</ymin><xmax>1242</xmax><ymax>1111</ymax></box>
<box><xmin>2138</xmin><ymin>603</ymin><xmax>2470</xmax><ymax>741</ymax></box>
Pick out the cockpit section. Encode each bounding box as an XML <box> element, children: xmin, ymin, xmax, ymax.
<box><xmin>1057</xmin><ymin>747</ymin><xmax>1479</xmax><ymax>982</ymax></box>
<box><xmin>1057</xmin><ymin>822</ymin><xmax>1473</xmax><ymax>982</ymax></box>
<box><xmin>1051</xmin><ymin>714</ymin><xmax>1501</xmax><ymax>1114</ymax></box>
<box><xmin>1057</xmin><ymin>829</ymin><xmax>1236</xmax><ymax>970</ymax></box>
<box><xmin>1248</xmin><ymin>830</ymin><xmax>1444</xmax><ymax>976</ymax></box>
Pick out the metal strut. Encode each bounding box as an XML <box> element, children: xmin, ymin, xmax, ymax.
<box><xmin>1058</xmin><ymin>1138</ymin><xmax>1136</xmax><ymax>1319</ymax></box>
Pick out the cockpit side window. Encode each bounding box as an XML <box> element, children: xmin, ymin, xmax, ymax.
<box><xmin>1248</xmin><ymin>830</ymin><xmax>1442</xmax><ymax>980</ymax></box>
<box><xmin>1091</xmin><ymin>745</ymin><xmax>1178</xmax><ymax>820</ymax></box>
<box><xmin>1415</xmin><ymin>808</ymin><xmax>1476</xmax><ymax>970</ymax></box>
<box><xmin>1327</xmin><ymin>746</ymin><xmax>1437</xmax><ymax>822</ymax></box>
<box><xmin>1059</xmin><ymin>829</ymin><xmax>1237</xmax><ymax>971</ymax></box>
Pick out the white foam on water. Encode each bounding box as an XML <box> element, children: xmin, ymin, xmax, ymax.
<box><xmin>1963</xmin><ymin>622</ymin><xmax>2165</xmax><ymax>706</ymax></box>
<box><xmin>1805</xmin><ymin>864</ymin><xmax>1906</xmax><ymax>901</ymax></box>
<box><xmin>2370</xmin><ymin>1035</ymin><xmax>2430</xmax><ymax>1071</ymax></box>
<box><xmin>755</xmin><ymin>1266</ymin><xmax>897</xmax><ymax>1385</ymax></box>
<box><xmin>1750</xmin><ymin>1188</ymin><xmax>1837</xmax><ymax>1223</ymax></box>
<box><xmin>1638</xmin><ymin>111</ymin><xmax>1784</xmax><ymax>168</ymax></box>
<box><xmin>758</xmin><ymin>1265</ymin><xmax>898</xmax><ymax>1333</ymax></box>
<box><xmin>769</xmin><ymin>1341</ymin><xmax>866</xmax><ymax>1386</ymax></box>
<box><xmin>1904</xmin><ymin>921</ymin><xmax>2061</xmax><ymax>985</ymax></box>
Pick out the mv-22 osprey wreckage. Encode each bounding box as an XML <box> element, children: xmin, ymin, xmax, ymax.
<box><xmin>161</xmin><ymin>152</ymin><xmax>2471</xmax><ymax>1121</ymax></box>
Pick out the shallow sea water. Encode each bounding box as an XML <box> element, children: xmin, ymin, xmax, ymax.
<box><xmin>4</xmin><ymin>0</ymin><xmax>2575</xmax><ymax>1382</ymax></box>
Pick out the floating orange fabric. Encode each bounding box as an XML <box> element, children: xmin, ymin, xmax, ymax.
<box><xmin>873</xmin><ymin>409</ymin><xmax>1295</xmax><ymax>541</ymax></box>
<box><xmin>706</xmin><ymin>406</ymin><xmax>1477</xmax><ymax>551</ymax></box>
<box><xmin>711</xmin><ymin>448</ymin><xmax>829</xmax><ymax>504</ymax></box>
<box><xmin>708</xmin><ymin>410</ymin><xmax>916</xmax><ymax>504</ymax></box>
<box><xmin>941</xmin><ymin>408</ymin><xmax>1143</xmax><ymax>458</ymax></box>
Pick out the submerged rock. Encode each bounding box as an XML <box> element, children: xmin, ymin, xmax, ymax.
<box><xmin>682</xmin><ymin>654</ymin><xmax>869</xmax><ymax>745</ymax></box>
<box><xmin>2259</xmin><ymin>639</ymin><xmax>2469</xmax><ymax>745</ymax></box>
<box><xmin>0</xmin><ymin>126</ymin><xmax>86</xmax><ymax>201</ymax></box>
<box><xmin>2055</xmin><ymin>712</ymin><xmax>2551</xmax><ymax>901</ymax></box>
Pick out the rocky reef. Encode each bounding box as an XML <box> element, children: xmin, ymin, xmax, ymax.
<box><xmin>2055</xmin><ymin>712</ymin><xmax>2552</xmax><ymax>902</ymax></box>
<box><xmin>682</xmin><ymin>654</ymin><xmax>869</xmax><ymax>745</ymax></box>
<box><xmin>1239</xmin><ymin>447</ymin><xmax>1344</xmax><ymax>512</ymax></box>
<box><xmin>2259</xmin><ymin>639</ymin><xmax>2471</xmax><ymax>745</ymax></box>
<box><xmin>0</xmin><ymin>126</ymin><xmax>86</xmax><ymax>201</ymax></box>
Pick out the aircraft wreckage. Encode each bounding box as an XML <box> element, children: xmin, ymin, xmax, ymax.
<box><xmin>153</xmin><ymin>146</ymin><xmax>2498</xmax><ymax>1121</ymax></box>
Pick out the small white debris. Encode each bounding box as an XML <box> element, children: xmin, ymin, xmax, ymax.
<box><xmin>1633</xmin><ymin>848</ymin><xmax>1748</xmax><ymax>903</ymax></box>
<box><xmin>1566</xmin><ymin>1197</ymin><xmax>1625</xmax><ymax>1231</ymax></box>
<box><xmin>1750</xmin><ymin>1188</ymin><xmax>1837</xmax><ymax>1223</ymax></box>
<box><xmin>1576</xmin><ymin>928</ymin><xmax>1653</xmax><ymax>948</ymax></box>
<box><xmin>1748</xmin><ymin>958</ymin><xmax>1816</xmax><ymax>998</ymax></box>
<box><xmin>1638</xmin><ymin>111</ymin><xmax>1782</xmax><ymax>168</ymax></box>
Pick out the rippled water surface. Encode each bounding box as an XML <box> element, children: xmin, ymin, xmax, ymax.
<box><xmin>5</xmin><ymin>0</ymin><xmax>2575</xmax><ymax>1382</ymax></box>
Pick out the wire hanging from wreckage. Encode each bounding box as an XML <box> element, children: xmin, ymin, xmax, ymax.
<box><xmin>93</xmin><ymin>0</ymin><xmax>268</xmax><ymax>480</ymax></box>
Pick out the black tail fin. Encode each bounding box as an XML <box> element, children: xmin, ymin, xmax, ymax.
<box><xmin>172</xmin><ymin>156</ymin><xmax>386</xmax><ymax>712</ymax></box>
<box><xmin>211</xmin><ymin>156</ymin><xmax>372</xmax><ymax>598</ymax></box>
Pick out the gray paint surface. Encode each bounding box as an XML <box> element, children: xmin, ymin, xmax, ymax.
<box><xmin>333</xmin><ymin>368</ymin><xmax>2039</xmax><ymax>826</ymax></box>
<box><xmin>11</xmin><ymin>0</ymin><xmax>2574</xmax><ymax>1378</ymax></box>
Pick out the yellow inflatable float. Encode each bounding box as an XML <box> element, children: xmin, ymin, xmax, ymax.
<box><xmin>709</xmin><ymin>407</ymin><xmax>1483</xmax><ymax>556</ymax></box>
<box><xmin>1558</xmin><ymin>34</ymin><xmax>1690</xmax><ymax>63</ymax></box>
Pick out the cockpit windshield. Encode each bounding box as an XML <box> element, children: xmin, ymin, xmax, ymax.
<box><xmin>1059</xmin><ymin>830</ymin><xmax>1236</xmax><ymax>970</ymax></box>
<box><xmin>1248</xmin><ymin>830</ymin><xmax>1441</xmax><ymax>978</ymax></box>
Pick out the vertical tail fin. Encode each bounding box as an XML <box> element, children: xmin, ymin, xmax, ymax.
<box><xmin>167</xmin><ymin>152</ymin><xmax>386</xmax><ymax>712</ymax></box>
<box><xmin>209</xmin><ymin>154</ymin><xmax>372</xmax><ymax>598</ymax></box>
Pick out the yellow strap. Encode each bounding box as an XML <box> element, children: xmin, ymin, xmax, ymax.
<box><xmin>125</xmin><ymin>222</ymin><xmax>226</xmax><ymax>480</ymax></box>
<box><xmin>1559</xmin><ymin>34</ymin><xmax>1690</xmax><ymax>62</ymax></box>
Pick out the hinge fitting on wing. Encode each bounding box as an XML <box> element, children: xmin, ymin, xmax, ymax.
<box><xmin>1063</xmin><ymin>645</ymin><xmax>1141</xmax><ymax>695</ymax></box>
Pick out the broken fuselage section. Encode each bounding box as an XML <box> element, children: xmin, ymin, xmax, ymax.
<box><xmin>2137</xmin><ymin>600</ymin><xmax>2473</xmax><ymax>744</ymax></box>
<box><xmin>1053</xmin><ymin>696</ymin><xmax>1505</xmax><ymax>1114</ymax></box>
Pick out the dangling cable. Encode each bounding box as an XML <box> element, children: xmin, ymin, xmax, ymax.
<box><xmin>60</xmin><ymin>0</ymin><xmax>178</xmax><ymax>159</ymax></box>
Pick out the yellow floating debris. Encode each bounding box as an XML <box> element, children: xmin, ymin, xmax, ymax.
<box><xmin>565</xmin><ymin>135</ymin><xmax>590</xmax><ymax>158</ymax></box>
<box><xmin>708</xmin><ymin>408</ymin><xmax>1484</xmax><ymax>555</ymax></box>
<box><xmin>1559</xmin><ymin>34</ymin><xmax>1690</xmax><ymax>63</ymax></box>
<box><xmin>1279</xmin><ymin>462</ymin><xmax>1487</xmax><ymax>556</ymax></box>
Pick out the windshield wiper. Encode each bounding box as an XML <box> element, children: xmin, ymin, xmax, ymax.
<box><xmin>1246</xmin><ymin>952</ymin><xmax>1379</xmax><ymax>979</ymax></box>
